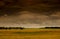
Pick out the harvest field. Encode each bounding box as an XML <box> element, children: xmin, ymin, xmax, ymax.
<box><xmin>0</xmin><ymin>29</ymin><xmax>60</xmax><ymax>39</ymax></box>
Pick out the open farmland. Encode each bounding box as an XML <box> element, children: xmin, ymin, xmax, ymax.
<box><xmin>0</xmin><ymin>29</ymin><xmax>60</xmax><ymax>39</ymax></box>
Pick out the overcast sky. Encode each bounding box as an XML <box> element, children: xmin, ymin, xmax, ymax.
<box><xmin>0</xmin><ymin>0</ymin><xmax>60</xmax><ymax>28</ymax></box>
<box><xmin>0</xmin><ymin>11</ymin><xmax>60</xmax><ymax>28</ymax></box>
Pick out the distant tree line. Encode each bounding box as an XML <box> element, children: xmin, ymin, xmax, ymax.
<box><xmin>45</xmin><ymin>27</ymin><xmax>60</xmax><ymax>29</ymax></box>
<box><xmin>0</xmin><ymin>27</ymin><xmax>24</xmax><ymax>30</ymax></box>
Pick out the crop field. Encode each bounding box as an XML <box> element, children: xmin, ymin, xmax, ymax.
<box><xmin>0</xmin><ymin>29</ymin><xmax>60</xmax><ymax>39</ymax></box>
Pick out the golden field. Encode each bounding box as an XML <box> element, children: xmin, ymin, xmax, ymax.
<box><xmin>0</xmin><ymin>29</ymin><xmax>60</xmax><ymax>39</ymax></box>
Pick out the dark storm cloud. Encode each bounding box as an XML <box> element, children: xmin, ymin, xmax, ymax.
<box><xmin>0</xmin><ymin>0</ymin><xmax>60</xmax><ymax>16</ymax></box>
<box><xmin>27</xmin><ymin>0</ymin><xmax>60</xmax><ymax>16</ymax></box>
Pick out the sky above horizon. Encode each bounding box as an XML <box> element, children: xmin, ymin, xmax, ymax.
<box><xmin>0</xmin><ymin>11</ymin><xmax>60</xmax><ymax>28</ymax></box>
<box><xmin>0</xmin><ymin>0</ymin><xmax>60</xmax><ymax>28</ymax></box>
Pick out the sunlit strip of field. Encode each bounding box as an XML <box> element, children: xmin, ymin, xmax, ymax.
<box><xmin>0</xmin><ymin>29</ymin><xmax>60</xmax><ymax>39</ymax></box>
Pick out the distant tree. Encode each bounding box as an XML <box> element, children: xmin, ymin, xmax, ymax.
<box><xmin>19</xmin><ymin>27</ymin><xmax>25</xmax><ymax>30</ymax></box>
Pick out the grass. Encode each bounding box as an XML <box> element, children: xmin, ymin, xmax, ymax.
<box><xmin>0</xmin><ymin>29</ymin><xmax>60</xmax><ymax>39</ymax></box>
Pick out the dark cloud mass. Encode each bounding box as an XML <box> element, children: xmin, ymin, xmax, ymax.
<box><xmin>0</xmin><ymin>0</ymin><xmax>60</xmax><ymax>27</ymax></box>
<box><xmin>0</xmin><ymin>0</ymin><xmax>60</xmax><ymax>16</ymax></box>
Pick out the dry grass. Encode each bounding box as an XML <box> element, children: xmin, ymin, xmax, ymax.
<box><xmin>0</xmin><ymin>29</ymin><xmax>60</xmax><ymax>39</ymax></box>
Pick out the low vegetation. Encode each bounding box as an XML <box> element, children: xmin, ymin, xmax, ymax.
<box><xmin>0</xmin><ymin>29</ymin><xmax>60</xmax><ymax>39</ymax></box>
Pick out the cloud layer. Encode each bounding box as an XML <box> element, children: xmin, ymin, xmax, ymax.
<box><xmin>0</xmin><ymin>11</ymin><xmax>60</xmax><ymax>28</ymax></box>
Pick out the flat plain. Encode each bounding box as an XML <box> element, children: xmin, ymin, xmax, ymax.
<box><xmin>0</xmin><ymin>29</ymin><xmax>60</xmax><ymax>39</ymax></box>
